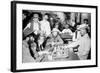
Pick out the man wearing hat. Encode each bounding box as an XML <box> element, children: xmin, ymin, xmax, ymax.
<box><xmin>73</xmin><ymin>22</ymin><xmax>89</xmax><ymax>41</ymax></box>
<box><xmin>65</xmin><ymin>25</ymin><xmax>91</xmax><ymax>60</ymax></box>
<box><xmin>73</xmin><ymin>19</ymin><xmax>90</xmax><ymax>41</ymax></box>
<box><xmin>23</xmin><ymin>14</ymin><xmax>41</xmax><ymax>36</ymax></box>
<box><xmin>46</xmin><ymin>28</ymin><xmax>63</xmax><ymax>47</ymax></box>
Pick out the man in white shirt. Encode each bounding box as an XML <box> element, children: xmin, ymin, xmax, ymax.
<box><xmin>65</xmin><ymin>26</ymin><xmax>91</xmax><ymax>60</ymax></box>
<box><xmin>62</xmin><ymin>24</ymin><xmax>72</xmax><ymax>35</ymax></box>
<box><xmin>40</xmin><ymin>14</ymin><xmax>51</xmax><ymax>37</ymax></box>
<box><xmin>74</xmin><ymin>19</ymin><xmax>90</xmax><ymax>41</ymax></box>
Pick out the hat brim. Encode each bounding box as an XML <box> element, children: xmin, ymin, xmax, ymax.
<box><xmin>78</xmin><ymin>26</ymin><xmax>87</xmax><ymax>30</ymax></box>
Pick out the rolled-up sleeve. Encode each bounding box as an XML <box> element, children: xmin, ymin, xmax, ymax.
<box><xmin>66</xmin><ymin>40</ymin><xmax>80</xmax><ymax>48</ymax></box>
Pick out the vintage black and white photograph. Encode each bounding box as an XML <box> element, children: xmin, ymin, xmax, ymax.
<box><xmin>11</xmin><ymin>1</ymin><xmax>97</xmax><ymax>72</ymax></box>
<box><xmin>22</xmin><ymin>10</ymin><xmax>91</xmax><ymax>63</ymax></box>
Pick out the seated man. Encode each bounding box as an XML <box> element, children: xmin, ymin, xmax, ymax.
<box><xmin>28</xmin><ymin>35</ymin><xmax>48</xmax><ymax>62</ymax></box>
<box><xmin>53</xmin><ymin>24</ymin><xmax>61</xmax><ymax>34</ymax></box>
<box><xmin>22</xmin><ymin>36</ymin><xmax>36</xmax><ymax>63</ymax></box>
<box><xmin>65</xmin><ymin>25</ymin><xmax>91</xmax><ymax>60</ymax></box>
<box><xmin>74</xmin><ymin>19</ymin><xmax>90</xmax><ymax>41</ymax></box>
<box><xmin>46</xmin><ymin>28</ymin><xmax>64</xmax><ymax>48</ymax></box>
<box><xmin>62</xmin><ymin>24</ymin><xmax>72</xmax><ymax>35</ymax></box>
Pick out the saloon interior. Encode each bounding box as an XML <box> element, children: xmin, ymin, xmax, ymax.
<box><xmin>22</xmin><ymin>10</ymin><xmax>91</xmax><ymax>63</ymax></box>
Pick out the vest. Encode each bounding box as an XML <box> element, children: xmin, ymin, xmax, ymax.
<box><xmin>24</xmin><ymin>21</ymin><xmax>41</xmax><ymax>37</ymax></box>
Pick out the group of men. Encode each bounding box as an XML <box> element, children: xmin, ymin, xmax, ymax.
<box><xmin>24</xmin><ymin>13</ymin><xmax>51</xmax><ymax>37</ymax></box>
<box><xmin>22</xmin><ymin>13</ymin><xmax>91</xmax><ymax>63</ymax></box>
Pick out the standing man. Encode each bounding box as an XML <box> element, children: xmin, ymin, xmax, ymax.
<box><xmin>23</xmin><ymin>14</ymin><xmax>41</xmax><ymax>51</ymax></box>
<box><xmin>65</xmin><ymin>25</ymin><xmax>91</xmax><ymax>60</ymax></box>
<box><xmin>24</xmin><ymin>14</ymin><xmax>41</xmax><ymax>36</ymax></box>
<box><xmin>40</xmin><ymin>14</ymin><xmax>51</xmax><ymax>37</ymax></box>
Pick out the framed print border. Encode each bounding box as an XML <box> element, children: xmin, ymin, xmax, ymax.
<box><xmin>11</xmin><ymin>1</ymin><xmax>98</xmax><ymax>72</ymax></box>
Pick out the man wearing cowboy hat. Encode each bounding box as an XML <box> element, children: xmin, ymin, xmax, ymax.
<box><xmin>46</xmin><ymin>28</ymin><xmax>63</xmax><ymax>47</ymax></box>
<box><xmin>24</xmin><ymin>13</ymin><xmax>41</xmax><ymax>36</ymax></box>
<box><xmin>73</xmin><ymin>19</ymin><xmax>90</xmax><ymax>41</ymax></box>
<box><xmin>65</xmin><ymin>25</ymin><xmax>91</xmax><ymax>60</ymax></box>
<box><xmin>73</xmin><ymin>22</ymin><xmax>89</xmax><ymax>41</ymax></box>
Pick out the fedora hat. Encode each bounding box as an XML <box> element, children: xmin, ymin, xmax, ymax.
<box><xmin>77</xmin><ymin>24</ymin><xmax>88</xmax><ymax>30</ymax></box>
<box><xmin>33</xmin><ymin>14</ymin><xmax>39</xmax><ymax>18</ymax></box>
<box><xmin>52</xmin><ymin>28</ymin><xmax>60</xmax><ymax>33</ymax></box>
